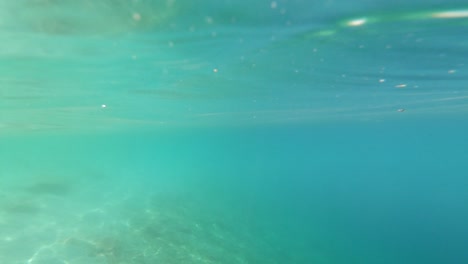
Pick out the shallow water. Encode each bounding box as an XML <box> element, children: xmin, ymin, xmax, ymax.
<box><xmin>1</xmin><ymin>0</ymin><xmax>468</xmax><ymax>263</ymax></box>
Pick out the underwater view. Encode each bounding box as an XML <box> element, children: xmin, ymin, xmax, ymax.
<box><xmin>1</xmin><ymin>0</ymin><xmax>468</xmax><ymax>263</ymax></box>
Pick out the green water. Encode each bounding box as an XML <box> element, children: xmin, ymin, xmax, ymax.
<box><xmin>1</xmin><ymin>0</ymin><xmax>468</xmax><ymax>263</ymax></box>
<box><xmin>2</xmin><ymin>120</ymin><xmax>468</xmax><ymax>263</ymax></box>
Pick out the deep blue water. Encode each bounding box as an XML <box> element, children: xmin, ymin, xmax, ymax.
<box><xmin>1</xmin><ymin>0</ymin><xmax>468</xmax><ymax>263</ymax></box>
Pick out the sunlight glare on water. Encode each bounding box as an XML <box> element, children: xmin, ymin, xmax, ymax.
<box><xmin>0</xmin><ymin>1</ymin><xmax>466</xmax><ymax>132</ymax></box>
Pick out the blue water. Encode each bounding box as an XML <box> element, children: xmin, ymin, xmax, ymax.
<box><xmin>1</xmin><ymin>0</ymin><xmax>468</xmax><ymax>263</ymax></box>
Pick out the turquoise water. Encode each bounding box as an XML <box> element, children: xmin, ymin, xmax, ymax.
<box><xmin>1</xmin><ymin>1</ymin><xmax>468</xmax><ymax>263</ymax></box>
